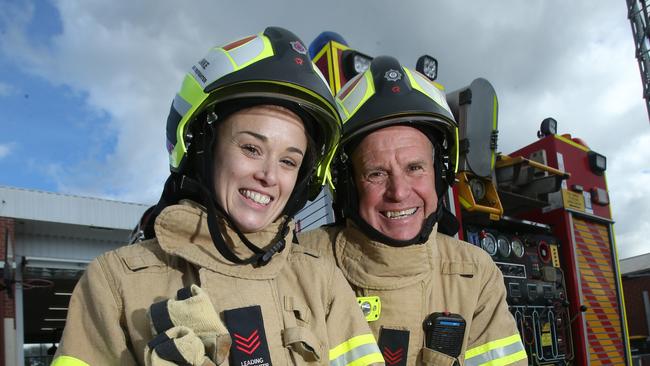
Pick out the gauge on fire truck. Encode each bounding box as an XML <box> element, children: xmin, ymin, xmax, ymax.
<box><xmin>480</xmin><ymin>232</ymin><xmax>498</xmax><ymax>256</ymax></box>
<box><xmin>497</xmin><ymin>235</ymin><xmax>511</xmax><ymax>258</ymax></box>
<box><xmin>469</xmin><ymin>178</ymin><xmax>486</xmax><ymax>201</ymax></box>
<box><xmin>511</xmin><ymin>237</ymin><xmax>525</xmax><ymax>258</ymax></box>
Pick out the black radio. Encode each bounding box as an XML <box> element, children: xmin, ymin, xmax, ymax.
<box><xmin>423</xmin><ymin>312</ymin><xmax>466</xmax><ymax>358</ymax></box>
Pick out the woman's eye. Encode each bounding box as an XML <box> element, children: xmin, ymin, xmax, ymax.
<box><xmin>281</xmin><ymin>158</ymin><xmax>298</xmax><ymax>168</ymax></box>
<box><xmin>241</xmin><ymin>144</ymin><xmax>260</xmax><ymax>156</ymax></box>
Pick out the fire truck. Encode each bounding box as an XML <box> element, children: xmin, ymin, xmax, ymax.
<box><xmin>306</xmin><ymin>32</ymin><xmax>632</xmax><ymax>365</ymax></box>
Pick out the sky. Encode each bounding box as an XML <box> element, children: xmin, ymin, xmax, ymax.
<box><xmin>0</xmin><ymin>0</ymin><xmax>648</xmax><ymax>259</ymax></box>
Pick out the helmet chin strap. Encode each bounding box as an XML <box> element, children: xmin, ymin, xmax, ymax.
<box><xmin>348</xmin><ymin>201</ymin><xmax>443</xmax><ymax>247</ymax></box>
<box><xmin>184</xmin><ymin>121</ymin><xmax>293</xmax><ymax>267</ymax></box>
<box><xmin>179</xmin><ymin>174</ymin><xmax>290</xmax><ymax>266</ymax></box>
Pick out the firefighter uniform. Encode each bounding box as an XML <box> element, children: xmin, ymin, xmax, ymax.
<box><xmin>299</xmin><ymin>222</ymin><xmax>528</xmax><ymax>366</ymax></box>
<box><xmin>53</xmin><ymin>202</ymin><xmax>383</xmax><ymax>366</ymax></box>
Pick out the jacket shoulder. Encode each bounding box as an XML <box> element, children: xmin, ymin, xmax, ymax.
<box><xmin>98</xmin><ymin>239</ymin><xmax>171</xmax><ymax>274</ymax></box>
<box><xmin>295</xmin><ymin>225</ymin><xmax>340</xmax><ymax>263</ymax></box>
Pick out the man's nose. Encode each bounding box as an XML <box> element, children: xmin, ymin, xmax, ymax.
<box><xmin>385</xmin><ymin>173</ymin><xmax>410</xmax><ymax>201</ymax></box>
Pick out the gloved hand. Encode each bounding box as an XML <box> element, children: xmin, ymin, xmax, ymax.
<box><xmin>144</xmin><ymin>326</ymin><xmax>216</xmax><ymax>366</ymax></box>
<box><xmin>147</xmin><ymin>285</ymin><xmax>231</xmax><ymax>365</ymax></box>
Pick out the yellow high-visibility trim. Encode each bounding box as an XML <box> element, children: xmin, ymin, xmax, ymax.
<box><xmin>459</xmin><ymin>196</ymin><xmax>472</xmax><ymax>209</ymax></box>
<box><xmin>477</xmin><ymin>350</ymin><xmax>528</xmax><ymax>366</ymax></box>
<box><xmin>329</xmin><ymin>334</ymin><xmax>377</xmax><ymax>360</ymax></box>
<box><xmin>465</xmin><ymin>334</ymin><xmax>522</xmax><ymax>359</ymax></box>
<box><xmin>51</xmin><ymin>356</ymin><xmax>90</xmax><ymax>366</ymax></box>
<box><xmin>338</xmin><ymin>72</ymin><xmax>375</xmax><ymax>121</ymax></box>
<box><xmin>491</xmin><ymin>94</ymin><xmax>498</xmax><ymax>170</ymax></box>
<box><xmin>346</xmin><ymin>352</ymin><xmax>385</xmax><ymax>366</ymax></box>
<box><xmin>235</xmin><ymin>35</ymin><xmax>273</xmax><ymax>71</ymax></box>
<box><xmin>554</xmin><ymin>134</ymin><xmax>590</xmax><ymax>152</ymax></box>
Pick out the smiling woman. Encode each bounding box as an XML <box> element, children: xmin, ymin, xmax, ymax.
<box><xmin>50</xmin><ymin>27</ymin><xmax>382</xmax><ymax>366</ymax></box>
<box><xmin>212</xmin><ymin>105</ymin><xmax>308</xmax><ymax>233</ymax></box>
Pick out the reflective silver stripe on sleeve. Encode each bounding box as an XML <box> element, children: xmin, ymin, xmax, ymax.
<box><xmin>329</xmin><ymin>343</ymin><xmax>381</xmax><ymax>366</ymax></box>
<box><xmin>464</xmin><ymin>339</ymin><xmax>526</xmax><ymax>366</ymax></box>
<box><xmin>173</xmin><ymin>93</ymin><xmax>192</xmax><ymax>117</ymax></box>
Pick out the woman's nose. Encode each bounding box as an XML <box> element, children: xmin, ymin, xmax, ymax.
<box><xmin>253</xmin><ymin>161</ymin><xmax>277</xmax><ymax>186</ymax></box>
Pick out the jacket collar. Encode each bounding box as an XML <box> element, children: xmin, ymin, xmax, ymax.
<box><xmin>154</xmin><ymin>201</ymin><xmax>293</xmax><ymax>279</ymax></box>
<box><xmin>335</xmin><ymin>220</ymin><xmax>438</xmax><ymax>290</ymax></box>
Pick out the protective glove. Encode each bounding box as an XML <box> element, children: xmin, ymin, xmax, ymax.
<box><xmin>147</xmin><ymin>285</ymin><xmax>231</xmax><ymax>365</ymax></box>
<box><xmin>144</xmin><ymin>325</ymin><xmax>216</xmax><ymax>366</ymax></box>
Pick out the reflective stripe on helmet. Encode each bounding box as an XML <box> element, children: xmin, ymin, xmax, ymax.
<box><xmin>336</xmin><ymin>72</ymin><xmax>375</xmax><ymax>121</ymax></box>
<box><xmin>404</xmin><ymin>68</ymin><xmax>452</xmax><ymax>116</ymax></box>
<box><xmin>192</xmin><ymin>33</ymin><xmax>273</xmax><ymax>90</ymax></box>
<box><xmin>173</xmin><ymin>93</ymin><xmax>192</xmax><ymax>118</ymax></box>
<box><xmin>169</xmin><ymin>74</ymin><xmax>206</xmax><ymax>169</ymax></box>
<box><xmin>51</xmin><ymin>355</ymin><xmax>90</xmax><ymax>366</ymax></box>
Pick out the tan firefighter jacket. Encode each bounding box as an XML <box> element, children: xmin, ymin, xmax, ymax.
<box><xmin>53</xmin><ymin>203</ymin><xmax>383</xmax><ymax>366</ymax></box>
<box><xmin>298</xmin><ymin>222</ymin><xmax>528</xmax><ymax>366</ymax></box>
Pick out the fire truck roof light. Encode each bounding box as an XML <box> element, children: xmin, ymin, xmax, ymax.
<box><xmin>416</xmin><ymin>55</ymin><xmax>438</xmax><ymax>81</ymax></box>
<box><xmin>342</xmin><ymin>50</ymin><xmax>373</xmax><ymax>80</ymax></box>
<box><xmin>537</xmin><ymin>118</ymin><xmax>557</xmax><ymax>138</ymax></box>
<box><xmin>588</xmin><ymin>151</ymin><xmax>606</xmax><ymax>175</ymax></box>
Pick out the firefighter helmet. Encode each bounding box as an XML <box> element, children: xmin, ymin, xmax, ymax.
<box><xmin>332</xmin><ymin>55</ymin><xmax>459</xmax><ymax>244</ymax></box>
<box><xmin>166</xmin><ymin>26</ymin><xmax>341</xmax><ymax>200</ymax></box>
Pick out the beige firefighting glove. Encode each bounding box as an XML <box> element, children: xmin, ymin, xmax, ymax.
<box><xmin>147</xmin><ymin>285</ymin><xmax>231</xmax><ymax>365</ymax></box>
<box><xmin>144</xmin><ymin>325</ymin><xmax>216</xmax><ymax>366</ymax></box>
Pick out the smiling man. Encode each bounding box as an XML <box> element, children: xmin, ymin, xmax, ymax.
<box><xmin>299</xmin><ymin>56</ymin><xmax>527</xmax><ymax>366</ymax></box>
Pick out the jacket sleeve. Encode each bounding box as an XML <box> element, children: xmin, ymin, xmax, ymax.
<box><xmin>462</xmin><ymin>261</ymin><xmax>527</xmax><ymax>366</ymax></box>
<box><xmin>52</xmin><ymin>254</ymin><xmax>137</xmax><ymax>366</ymax></box>
<box><xmin>326</xmin><ymin>267</ymin><xmax>384</xmax><ymax>366</ymax></box>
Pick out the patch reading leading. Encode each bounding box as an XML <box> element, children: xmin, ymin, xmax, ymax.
<box><xmin>224</xmin><ymin>305</ymin><xmax>272</xmax><ymax>366</ymax></box>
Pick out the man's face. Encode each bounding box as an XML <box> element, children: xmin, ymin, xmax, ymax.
<box><xmin>351</xmin><ymin>126</ymin><xmax>437</xmax><ymax>241</ymax></box>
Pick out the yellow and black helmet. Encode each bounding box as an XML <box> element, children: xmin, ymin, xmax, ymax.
<box><xmin>136</xmin><ymin>28</ymin><xmax>341</xmax><ymax>263</ymax></box>
<box><xmin>335</xmin><ymin>55</ymin><xmax>458</xmax><ymax>184</ymax></box>
<box><xmin>332</xmin><ymin>55</ymin><xmax>459</xmax><ymax>244</ymax></box>
<box><xmin>166</xmin><ymin>26</ymin><xmax>341</xmax><ymax>199</ymax></box>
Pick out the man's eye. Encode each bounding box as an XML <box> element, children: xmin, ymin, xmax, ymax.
<box><xmin>408</xmin><ymin>164</ymin><xmax>424</xmax><ymax>172</ymax></box>
<box><xmin>366</xmin><ymin>171</ymin><xmax>387</xmax><ymax>181</ymax></box>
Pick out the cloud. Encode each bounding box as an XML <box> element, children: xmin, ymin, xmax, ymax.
<box><xmin>0</xmin><ymin>82</ymin><xmax>16</xmax><ymax>96</ymax></box>
<box><xmin>0</xmin><ymin>143</ymin><xmax>15</xmax><ymax>159</ymax></box>
<box><xmin>1</xmin><ymin>0</ymin><xmax>647</xmax><ymax>256</ymax></box>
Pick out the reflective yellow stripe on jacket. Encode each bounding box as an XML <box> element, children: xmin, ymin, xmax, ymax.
<box><xmin>464</xmin><ymin>334</ymin><xmax>527</xmax><ymax>366</ymax></box>
<box><xmin>51</xmin><ymin>356</ymin><xmax>90</xmax><ymax>366</ymax></box>
<box><xmin>329</xmin><ymin>333</ymin><xmax>384</xmax><ymax>366</ymax></box>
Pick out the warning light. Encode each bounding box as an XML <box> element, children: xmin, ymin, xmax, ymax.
<box><xmin>537</xmin><ymin>118</ymin><xmax>557</xmax><ymax>138</ymax></box>
<box><xmin>587</xmin><ymin>151</ymin><xmax>606</xmax><ymax>176</ymax></box>
<box><xmin>416</xmin><ymin>55</ymin><xmax>438</xmax><ymax>81</ymax></box>
<box><xmin>342</xmin><ymin>50</ymin><xmax>373</xmax><ymax>80</ymax></box>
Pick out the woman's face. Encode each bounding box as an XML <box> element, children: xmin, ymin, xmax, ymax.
<box><xmin>212</xmin><ymin>105</ymin><xmax>308</xmax><ymax>233</ymax></box>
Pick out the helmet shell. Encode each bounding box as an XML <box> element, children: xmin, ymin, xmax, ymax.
<box><xmin>334</xmin><ymin>55</ymin><xmax>459</xmax><ymax>181</ymax></box>
<box><xmin>166</xmin><ymin>27</ymin><xmax>341</xmax><ymax>197</ymax></box>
